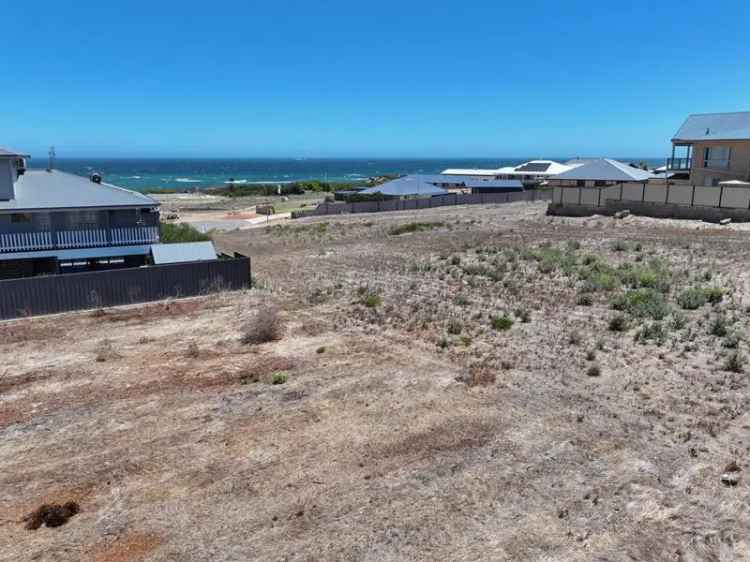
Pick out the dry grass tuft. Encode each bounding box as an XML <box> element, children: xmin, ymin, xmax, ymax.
<box><xmin>95</xmin><ymin>339</ymin><xmax>121</xmax><ymax>362</ymax></box>
<box><xmin>241</xmin><ymin>304</ymin><xmax>285</xmax><ymax>344</ymax></box>
<box><xmin>457</xmin><ymin>365</ymin><xmax>497</xmax><ymax>387</ymax></box>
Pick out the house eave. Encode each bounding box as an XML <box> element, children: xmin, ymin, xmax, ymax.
<box><xmin>0</xmin><ymin>203</ymin><xmax>160</xmax><ymax>214</ymax></box>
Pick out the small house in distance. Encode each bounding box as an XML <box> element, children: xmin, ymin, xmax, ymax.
<box><xmin>355</xmin><ymin>175</ymin><xmax>524</xmax><ymax>199</ymax></box>
<box><xmin>667</xmin><ymin>111</ymin><xmax>750</xmax><ymax>186</ymax></box>
<box><xmin>549</xmin><ymin>158</ymin><xmax>654</xmax><ymax>187</ymax></box>
<box><xmin>442</xmin><ymin>160</ymin><xmax>580</xmax><ymax>187</ymax></box>
<box><xmin>0</xmin><ymin>148</ymin><xmax>160</xmax><ymax>279</ymax></box>
<box><xmin>358</xmin><ymin>175</ymin><xmax>448</xmax><ymax>198</ymax></box>
<box><xmin>548</xmin><ymin>158</ymin><xmax>655</xmax><ymax>207</ymax></box>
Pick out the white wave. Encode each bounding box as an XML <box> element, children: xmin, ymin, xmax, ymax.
<box><xmin>224</xmin><ymin>179</ymin><xmax>249</xmax><ymax>184</ymax></box>
<box><xmin>128</xmin><ymin>175</ymin><xmax>142</xmax><ymax>179</ymax></box>
<box><xmin>174</xmin><ymin>177</ymin><xmax>202</xmax><ymax>183</ymax></box>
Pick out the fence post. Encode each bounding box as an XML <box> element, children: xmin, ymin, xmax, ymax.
<box><xmin>665</xmin><ymin>183</ymin><xmax>670</xmax><ymax>204</ymax></box>
<box><xmin>619</xmin><ymin>184</ymin><xmax>624</xmax><ymax>201</ymax></box>
<box><xmin>718</xmin><ymin>185</ymin><xmax>724</xmax><ymax>208</ymax></box>
<box><xmin>690</xmin><ymin>185</ymin><xmax>696</xmax><ymax>206</ymax></box>
<box><xmin>642</xmin><ymin>183</ymin><xmax>646</xmax><ymax>202</ymax></box>
<box><xmin>598</xmin><ymin>187</ymin><xmax>602</xmax><ymax>207</ymax></box>
<box><xmin>577</xmin><ymin>188</ymin><xmax>582</xmax><ymax>206</ymax></box>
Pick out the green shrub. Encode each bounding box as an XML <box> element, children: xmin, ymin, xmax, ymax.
<box><xmin>710</xmin><ymin>315</ymin><xmax>729</xmax><ymax>337</ymax></box>
<box><xmin>609</xmin><ymin>314</ymin><xmax>628</xmax><ymax>332</ymax></box>
<box><xmin>578</xmin><ymin>261</ymin><xmax>620</xmax><ymax>291</ymax></box>
<box><xmin>586</xmin><ymin>365</ymin><xmax>602</xmax><ymax>377</ymax></box>
<box><xmin>677</xmin><ymin>287</ymin><xmax>707</xmax><ymax>310</ymax></box>
<box><xmin>530</xmin><ymin>246</ymin><xmax>577</xmax><ymax>275</ymax></box>
<box><xmin>568</xmin><ymin>331</ymin><xmax>582</xmax><ymax>346</ymax></box>
<box><xmin>491</xmin><ymin>315</ymin><xmax>514</xmax><ymax>331</ymax></box>
<box><xmin>271</xmin><ymin>371</ymin><xmax>289</xmax><ymax>385</ymax></box>
<box><xmin>437</xmin><ymin>336</ymin><xmax>449</xmax><ymax>349</ymax></box>
<box><xmin>704</xmin><ymin>286</ymin><xmax>724</xmax><ymax>305</ymax></box>
<box><xmin>586</xmin><ymin>350</ymin><xmax>596</xmax><ymax>361</ymax></box>
<box><xmin>669</xmin><ymin>311</ymin><xmax>687</xmax><ymax>331</ymax></box>
<box><xmin>160</xmin><ymin>222</ymin><xmax>212</xmax><ymax>243</ymax></box>
<box><xmin>611</xmin><ymin>288</ymin><xmax>670</xmax><ymax>320</ymax></box>
<box><xmin>363</xmin><ymin>292</ymin><xmax>382</xmax><ymax>308</ymax></box>
<box><xmin>316</xmin><ymin>346</ymin><xmax>326</xmax><ymax>354</ymax></box>
<box><xmin>635</xmin><ymin>322</ymin><xmax>667</xmax><ymax>345</ymax></box>
<box><xmin>618</xmin><ymin>259</ymin><xmax>671</xmax><ymax>292</ymax></box>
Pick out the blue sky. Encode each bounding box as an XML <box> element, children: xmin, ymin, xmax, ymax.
<box><xmin>3</xmin><ymin>0</ymin><xmax>749</xmax><ymax>158</ymax></box>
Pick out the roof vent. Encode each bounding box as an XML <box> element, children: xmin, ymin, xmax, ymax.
<box><xmin>90</xmin><ymin>172</ymin><xmax>103</xmax><ymax>184</ymax></box>
<box><xmin>706</xmin><ymin>127</ymin><xmax>710</xmax><ymax>136</ymax></box>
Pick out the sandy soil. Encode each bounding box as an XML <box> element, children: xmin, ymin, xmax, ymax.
<box><xmin>2</xmin><ymin>201</ymin><xmax>750</xmax><ymax>561</ymax></box>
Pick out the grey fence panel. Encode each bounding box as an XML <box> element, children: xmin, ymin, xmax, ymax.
<box><xmin>289</xmin><ymin>190</ymin><xmax>552</xmax><ymax>218</ymax></box>
<box><xmin>0</xmin><ymin>258</ymin><xmax>250</xmax><ymax>320</ymax></box>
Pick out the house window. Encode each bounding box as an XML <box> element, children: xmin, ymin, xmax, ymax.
<box><xmin>594</xmin><ymin>180</ymin><xmax>607</xmax><ymax>187</ymax></box>
<box><xmin>703</xmin><ymin>146</ymin><xmax>731</xmax><ymax>169</ymax></box>
<box><xmin>66</xmin><ymin>210</ymin><xmax>100</xmax><ymax>230</ymax></box>
<box><xmin>576</xmin><ymin>180</ymin><xmax>586</xmax><ymax>187</ymax></box>
<box><xmin>11</xmin><ymin>213</ymin><xmax>32</xmax><ymax>223</ymax></box>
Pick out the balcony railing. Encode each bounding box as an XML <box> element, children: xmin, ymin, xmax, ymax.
<box><xmin>666</xmin><ymin>157</ymin><xmax>692</xmax><ymax>172</ymax></box>
<box><xmin>0</xmin><ymin>226</ymin><xmax>160</xmax><ymax>254</ymax></box>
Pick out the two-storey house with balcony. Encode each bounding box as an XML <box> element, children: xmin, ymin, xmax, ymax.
<box><xmin>0</xmin><ymin>148</ymin><xmax>160</xmax><ymax>279</ymax></box>
<box><xmin>667</xmin><ymin>112</ymin><xmax>750</xmax><ymax>187</ymax></box>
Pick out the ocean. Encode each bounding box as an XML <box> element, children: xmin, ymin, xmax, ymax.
<box><xmin>29</xmin><ymin>157</ymin><xmax>665</xmax><ymax>192</ymax></box>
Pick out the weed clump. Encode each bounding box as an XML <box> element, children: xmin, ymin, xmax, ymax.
<box><xmin>388</xmin><ymin>222</ymin><xmax>444</xmax><ymax>236</ymax></box>
<box><xmin>186</xmin><ymin>342</ymin><xmax>200</xmax><ymax>358</ymax></box>
<box><xmin>576</xmin><ymin>293</ymin><xmax>593</xmax><ymax>306</ymax></box>
<box><xmin>710</xmin><ymin>315</ymin><xmax>729</xmax><ymax>338</ymax></box>
<box><xmin>24</xmin><ymin>502</ymin><xmax>80</xmax><ymax>530</ymax></box>
<box><xmin>271</xmin><ymin>371</ymin><xmax>289</xmax><ymax>385</ymax></box>
<box><xmin>724</xmin><ymin>351</ymin><xmax>746</xmax><ymax>373</ymax></box>
<box><xmin>586</xmin><ymin>365</ymin><xmax>602</xmax><ymax>377</ymax></box>
<box><xmin>457</xmin><ymin>365</ymin><xmax>496</xmax><ymax>387</ymax></box>
<box><xmin>95</xmin><ymin>339</ymin><xmax>120</xmax><ymax>362</ymax></box>
<box><xmin>491</xmin><ymin>315</ymin><xmax>514</xmax><ymax>331</ymax></box>
<box><xmin>514</xmin><ymin>308</ymin><xmax>531</xmax><ymax>323</ymax></box>
<box><xmin>677</xmin><ymin>287</ymin><xmax>707</xmax><ymax>310</ymax></box>
<box><xmin>611</xmin><ymin>288</ymin><xmax>670</xmax><ymax>320</ymax></box>
<box><xmin>635</xmin><ymin>322</ymin><xmax>667</xmax><ymax>345</ymax></box>
<box><xmin>447</xmin><ymin>318</ymin><xmax>463</xmax><ymax>335</ymax></box>
<box><xmin>241</xmin><ymin>305</ymin><xmax>285</xmax><ymax>344</ymax></box>
<box><xmin>609</xmin><ymin>314</ymin><xmax>628</xmax><ymax>332</ymax></box>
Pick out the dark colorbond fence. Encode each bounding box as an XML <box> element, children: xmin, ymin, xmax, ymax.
<box><xmin>292</xmin><ymin>190</ymin><xmax>552</xmax><ymax>218</ymax></box>
<box><xmin>0</xmin><ymin>257</ymin><xmax>251</xmax><ymax>320</ymax></box>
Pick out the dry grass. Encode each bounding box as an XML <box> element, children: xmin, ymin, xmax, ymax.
<box><xmin>3</xmin><ymin>202</ymin><xmax>750</xmax><ymax>560</ymax></box>
<box><xmin>240</xmin><ymin>304</ymin><xmax>285</xmax><ymax>344</ymax></box>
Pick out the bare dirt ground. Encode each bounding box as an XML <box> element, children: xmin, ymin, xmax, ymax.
<box><xmin>3</xmin><ymin>201</ymin><xmax>750</xmax><ymax>561</ymax></box>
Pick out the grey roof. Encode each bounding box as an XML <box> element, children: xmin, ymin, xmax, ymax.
<box><xmin>360</xmin><ymin>176</ymin><xmax>448</xmax><ymax>196</ymax></box>
<box><xmin>552</xmin><ymin>159</ymin><xmax>654</xmax><ymax>182</ymax></box>
<box><xmin>0</xmin><ymin>147</ymin><xmax>30</xmax><ymax>158</ymax></box>
<box><xmin>151</xmin><ymin>241</ymin><xmax>217</xmax><ymax>264</ymax></box>
<box><xmin>0</xmin><ymin>244</ymin><xmax>151</xmax><ymax>262</ymax></box>
<box><xmin>672</xmin><ymin>112</ymin><xmax>750</xmax><ymax>142</ymax></box>
<box><xmin>465</xmin><ymin>179</ymin><xmax>524</xmax><ymax>189</ymax></box>
<box><xmin>0</xmin><ymin>170</ymin><xmax>158</xmax><ymax>211</ymax></box>
<box><xmin>414</xmin><ymin>174</ymin><xmax>484</xmax><ymax>185</ymax></box>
